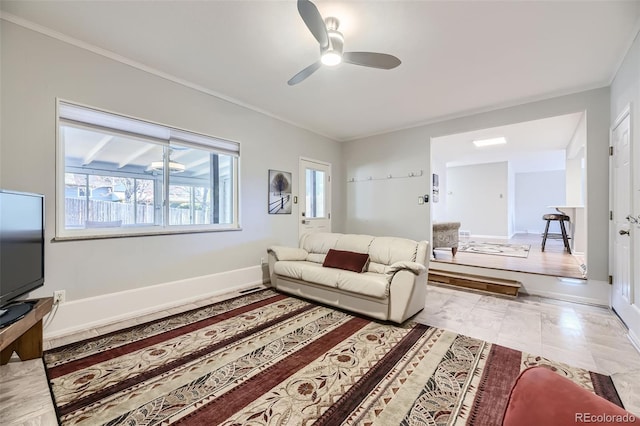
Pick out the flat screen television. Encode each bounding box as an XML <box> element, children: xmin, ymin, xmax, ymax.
<box><xmin>0</xmin><ymin>189</ymin><xmax>45</xmax><ymax>328</ymax></box>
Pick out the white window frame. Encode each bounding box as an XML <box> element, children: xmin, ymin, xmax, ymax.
<box><xmin>55</xmin><ymin>99</ymin><xmax>241</xmax><ymax>240</ymax></box>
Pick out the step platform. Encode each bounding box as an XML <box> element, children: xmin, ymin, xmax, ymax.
<box><xmin>428</xmin><ymin>269</ymin><xmax>522</xmax><ymax>297</ymax></box>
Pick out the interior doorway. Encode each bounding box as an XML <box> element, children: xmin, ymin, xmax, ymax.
<box><xmin>298</xmin><ymin>158</ymin><xmax>332</xmax><ymax>238</ymax></box>
<box><xmin>610</xmin><ymin>106</ymin><xmax>638</xmax><ymax>338</ymax></box>
<box><xmin>429</xmin><ymin>112</ymin><xmax>587</xmax><ymax>279</ymax></box>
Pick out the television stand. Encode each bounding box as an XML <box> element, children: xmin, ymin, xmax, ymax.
<box><xmin>0</xmin><ymin>302</ymin><xmax>35</xmax><ymax>328</ymax></box>
<box><xmin>0</xmin><ymin>298</ymin><xmax>53</xmax><ymax>365</ymax></box>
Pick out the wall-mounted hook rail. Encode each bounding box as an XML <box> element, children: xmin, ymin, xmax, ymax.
<box><xmin>348</xmin><ymin>170</ymin><xmax>423</xmax><ymax>183</ymax></box>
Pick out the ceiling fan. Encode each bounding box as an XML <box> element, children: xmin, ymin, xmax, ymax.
<box><xmin>288</xmin><ymin>0</ymin><xmax>401</xmax><ymax>86</ymax></box>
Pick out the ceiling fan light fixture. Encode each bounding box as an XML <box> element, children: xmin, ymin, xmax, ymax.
<box><xmin>150</xmin><ymin>160</ymin><xmax>186</xmax><ymax>173</ymax></box>
<box><xmin>321</xmin><ymin>18</ymin><xmax>344</xmax><ymax>67</ymax></box>
<box><xmin>289</xmin><ymin>2</ymin><xmax>401</xmax><ymax>85</ymax></box>
<box><xmin>150</xmin><ymin>148</ymin><xmax>186</xmax><ymax>173</ymax></box>
<box><xmin>321</xmin><ymin>51</ymin><xmax>342</xmax><ymax>66</ymax></box>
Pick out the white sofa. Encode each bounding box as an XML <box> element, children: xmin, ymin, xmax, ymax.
<box><xmin>267</xmin><ymin>232</ymin><xmax>429</xmax><ymax>323</ymax></box>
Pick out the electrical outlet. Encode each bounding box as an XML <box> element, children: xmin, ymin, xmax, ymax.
<box><xmin>260</xmin><ymin>257</ymin><xmax>266</xmax><ymax>265</ymax></box>
<box><xmin>53</xmin><ymin>290</ymin><xmax>66</xmax><ymax>304</ymax></box>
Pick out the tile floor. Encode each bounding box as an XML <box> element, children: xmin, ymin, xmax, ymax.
<box><xmin>1</xmin><ymin>283</ymin><xmax>639</xmax><ymax>424</ymax></box>
<box><xmin>415</xmin><ymin>284</ymin><xmax>640</xmax><ymax>415</ymax></box>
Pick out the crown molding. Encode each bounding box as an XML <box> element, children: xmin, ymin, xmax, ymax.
<box><xmin>0</xmin><ymin>11</ymin><xmax>338</xmax><ymax>142</ymax></box>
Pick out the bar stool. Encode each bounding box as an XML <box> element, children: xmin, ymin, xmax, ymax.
<box><xmin>541</xmin><ymin>213</ymin><xmax>571</xmax><ymax>253</ymax></box>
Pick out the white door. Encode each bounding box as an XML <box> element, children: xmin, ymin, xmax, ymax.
<box><xmin>611</xmin><ymin>109</ymin><xmax>639</xmax><ymax>337</ymax></box>
<box><xmin>299</xmin><ymin>158</ymin><xmax>331</xmax><ymax>238</ymax></box>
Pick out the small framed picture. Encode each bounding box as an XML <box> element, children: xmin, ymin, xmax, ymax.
<box><xmin>268</xmin><ymin>170</ymin><xmax>292</xmax><ymax>214</ymax></box>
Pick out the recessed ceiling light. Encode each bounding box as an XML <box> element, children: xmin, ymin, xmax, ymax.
<box><xmin>472</xmin><ymin>137</ymin><xmax>507</xmax><ymax>147</ymax></box>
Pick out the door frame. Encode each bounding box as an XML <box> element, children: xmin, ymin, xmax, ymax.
<box><xmin>609</xmin><ymin>103</ymin><xmax>640</xmax><ymax>349</ymax></box>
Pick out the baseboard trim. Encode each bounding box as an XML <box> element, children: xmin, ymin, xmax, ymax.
<box><xmin>468</xmin><ymin>234</ymin><xmax>510</xmax><ymax>240</ymax></box>
<box><xmin>628</xmin><ymin>329</ymin><xmax>640</xmax><ymax>354</ymax></box>
<box><xmin>522</xmin><ymin>288</ymin><xmax>608</xmax><ymax>307</ymax></box>
<box><xmin>43</xmin><ymin>265</ymin><xmax>268</xmax><ymax>339</ymax></box>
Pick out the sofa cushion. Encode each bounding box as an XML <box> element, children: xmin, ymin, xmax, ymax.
<box><xmin>368</xmin><ymin>237</ymin><xmax>418</xmax><ymax>266</ymax></box>
<box><xmin>337</xmin><ymin>272</ymin><xmax>390</xmax><ymax>299</ymax></box>
<box><xmin>335</xmin><ymin>234</ymin><xmax>375</xmax><ymax>254</ymax></box>
<box><xmin>301</xmin><ymin>232</ymin><xmax>341</xmax><ymax>256</ymax></box>
<box><xmin>274</xmin><ymin>260</ymin><xmax>339</xmax><ymax>288</ymax></box>
<box><xmin>323</xmin><ymin>249</ymin><xmax>370</xmax><ymax>273</ymax></box>
<box><xmin>274</xmin><ymin>260</ymin><xmax>321</xmax><ymax>281</ymax></box>
<box><xmin>306</xmin><ymin>253</ymin><xmax>327</xmax><ymax>264</ymax></box>
<box><xmin>301</xmin><ymin>264</ymin><xmax>341</xmax><ymax>288</ymax></box>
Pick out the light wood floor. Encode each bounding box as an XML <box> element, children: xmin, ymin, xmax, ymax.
<box><xmin>431</xmin><ymin>233</ymin><xmax>586</xmax><ymax>279</ymax></box>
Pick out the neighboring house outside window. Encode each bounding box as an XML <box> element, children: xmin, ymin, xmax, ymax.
<box><xmin>56</xmin><ymin>101</ymin><xmax>240</xmax><ymax>239</ymax></box>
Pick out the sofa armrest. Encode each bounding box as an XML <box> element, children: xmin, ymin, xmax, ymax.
<box><xmin>388</xmin><ymin>269</ymin><xmax>427</xmax><ymax>323</ymax></box>
<box><xmin>387</xmin><ymin>261</ymin><xmax>426</xmax><ymax>275</ymax></box>
<box><xmin>267</xmin><ymin>246</ymin><xmax>308</xmax><ymax>261</ymax></box>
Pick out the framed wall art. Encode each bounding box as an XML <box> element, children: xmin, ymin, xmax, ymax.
<box><xmin>268</xmin><ymin>169</ymin><xmax>292</xmax><ymax>214</ymax></box>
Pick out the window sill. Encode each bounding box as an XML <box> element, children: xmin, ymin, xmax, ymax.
<box><xmin>52</xmin><ymin>226</ymin><xmax>242</xmax><ymax>242</ymax></box>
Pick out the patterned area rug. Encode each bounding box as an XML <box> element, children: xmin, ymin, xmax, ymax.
<box><xmin>44</xmin><ymin>289</ymin><xmax>622</xmax><ymax>425</ymax></box>
<box><xmin>458</xmin><ymin>241</ymin><xmax>531</xmax><ymax>258</ymax></box>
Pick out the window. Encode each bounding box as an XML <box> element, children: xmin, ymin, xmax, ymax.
<box><xmin>305</xmin><ymin>168</ymin><xmax>326</xmax><ymax>218</ymax></box>
<box><xmin>57</xmin><ymin>101</ymin><xmax>240</xmax><ymax>239</ymax></box>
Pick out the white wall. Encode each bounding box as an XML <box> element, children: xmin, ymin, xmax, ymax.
<box><xmin>0</xmin><ymin>22</ymin><xmax>344</xmax><ymax>303</ymax></box>
<box><xmin>446</xmin><ymin>162</ymin><xmax>509</xmax><ymax>238</ymax></box>
<box><xmin>509</xmin><ymin>150</ymin><xmax>566</xmax><ymax>173</ymax></box>
<box><xmin>514</xmin><ymin>170</ymin><xmax>566</xmax><ymax>234</ymax></box>
<box><xmin>507</xmin><ymin>162</ymin><xmax>516</xmax><ymax>237</ymax></box>
<box><xmin>343</xmin><ymin>87</ymin><xmax>611</xmax><ymax>284</ymax></box>
<box><xmin>344</xmin><ymin>130</ymin><xmax>430</xmax><ymax>240</ymax></box>
<box><xmin>431</xmin><ymin>159</ymin><xmax>447</xmax><ymax>222</ymax></box>
<box><xmin>566</xmin><ymin>113</ymin><xmax>587</xmax><ymax>205</ymax></box>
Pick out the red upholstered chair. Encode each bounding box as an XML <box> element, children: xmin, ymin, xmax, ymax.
<box><xmin>503</xmin><ymin>367</ymin><xmax>638</xmax><ymax>426</ymax></box>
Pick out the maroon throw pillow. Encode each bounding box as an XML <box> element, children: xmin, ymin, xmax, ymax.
<box><xmin>323</xmin><ymin>249</ymin><xmax>370</xmax><ymax>273</ymax></box>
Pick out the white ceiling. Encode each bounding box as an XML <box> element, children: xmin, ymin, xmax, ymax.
<box><xmin>431</xmin><ymin>111</ymin><xmax>584</xmax><ymax>172</ymax></box>
<box><xmin>1</xmin><ymin>1</ymin><xmax>639</xmax><ymax>141</ymax></box>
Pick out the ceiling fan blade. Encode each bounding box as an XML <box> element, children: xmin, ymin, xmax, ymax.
<box><xmin>297</xmin><ymin>0</ymin><xmax>328</xmax><ymax>48</ymax></box>
<box><xmin>288</xmin><ymin>61</ymin><xmax>322</xmax><ymax>86</ymax></box>
<box><xmin>342</xmin><ymin>52</ymin><xmax>401</xmax><ymax>69</ymax></box>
